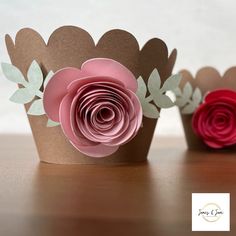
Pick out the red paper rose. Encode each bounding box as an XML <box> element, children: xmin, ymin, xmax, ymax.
<box><xmin>192</xmin><ymin>89</ymin><xmax>236</xmax><ymax>148</ymax></box>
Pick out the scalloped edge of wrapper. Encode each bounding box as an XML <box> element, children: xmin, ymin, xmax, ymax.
<box><xmin>179</xmin><ymin>67</ymin><xmax>236</xmax><ymax>150</ymax></box>
<box><xmin>5</xmin><ymin>26</ymin><xmax>177</xmax><ymax>164</ymax></box>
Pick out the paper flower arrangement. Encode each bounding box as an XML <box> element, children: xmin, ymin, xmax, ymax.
<box><xmin>174</xmin><ymin>67</ymin><xmax>236</xmax><ymax>150</ymax></box>
<box><xmin>2</xmin><ymin>26</ymin><xmax>178</xmax><ymax>164</ymax></box>
<box><xmin>43</xmin><ymin>58</ymin><xmax>143</xmax><ymax>157</ymax></box>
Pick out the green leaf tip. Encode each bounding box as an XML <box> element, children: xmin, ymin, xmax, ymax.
<box><xmin>44</xmin><ymin>70</ymin><xmax>54</xmax><ymax>88</ymax></box>
<box><xmin>161</xmin><ymin>73</ymin><xmax>182</xmax><ymax>92</ymax></box>
<box><xmin>1</xmin><ymin>62</ymin><xmax>27</xmax><ymax>85</ymax></box>
<box><xmin>27</xmin><ymin>99</ymin><xmax>45</xmax><ymax>115</ymax></box>
<box><xmin>27</xmin><ymin>60</ymin><xmax>44</xmax><ymax>90</ymax></box>
<box><xmin>47</xmin><ymin>119</ymin><xmax>60</xmax><ymax>127</ymax></box>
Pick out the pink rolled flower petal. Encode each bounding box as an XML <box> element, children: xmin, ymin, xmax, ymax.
<box><xmin>43</xmin><ymin>58</ymin><xmax>143</xmax><ymax>157</ymax></box>
<box><xmin>192</xmin><ymin>89</ymin><xmax>236</xmax><ymax>148</ymax></box>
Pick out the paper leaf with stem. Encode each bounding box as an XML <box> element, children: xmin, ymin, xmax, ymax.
<box><xmin>174</xmin><ymin>82</ymin><xmax>203</xmax><ymax>114</ymax></box>
<box><xmin>136</xmin><ymin>76</ymin><xmax>160</xmax><ymax>118</ymax></box>
<box><xmin>2</xmin><ymin>60</ymin><xmax>59</xmax><ymax>127</ymax></box>
<box><xmin>2</xmin><ymin>60</ymin><xmax>44</xmax><ymax>103</ymax></box>
<box><xmin>151</xmin><ymin>73</ymin><xmax>181</xmax><ymax>108</ymax></box>
<box><xmin>136</xmin><ymin>69</ymin><xmax>181</xmax><ymax>118</ymax></box>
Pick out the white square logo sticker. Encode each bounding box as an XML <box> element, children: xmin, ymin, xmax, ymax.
<box><xmin>192</xmin><ymin>193</ymin><xmax>230</xmax><ymax>231</ymax></box>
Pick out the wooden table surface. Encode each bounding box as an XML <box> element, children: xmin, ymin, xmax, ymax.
<box><xmin>0</xmin><ymin>135</ymin><xmax>236</xmax><ymax>236</ymax></box>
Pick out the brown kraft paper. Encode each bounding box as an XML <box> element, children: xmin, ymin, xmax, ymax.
<box><xmin>179</xmin><ymin>67</ymin><xmax>236</xmax><ymax>151</ymax></box>
<box><xmin>5</xmin><ymin>26</ymin><xmax>177</xmax><ymax>164</ymax></box>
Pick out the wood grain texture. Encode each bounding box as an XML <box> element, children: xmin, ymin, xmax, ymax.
<box><xmin>0</xmin><ymin>135</ymin><xmax>236</xmax><ymax>236</ymax></box>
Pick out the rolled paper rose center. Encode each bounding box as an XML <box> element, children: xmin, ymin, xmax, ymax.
<box><xmin>99</xmin><ymin>108</ymin><xmax>114</xmax><ymax>121</ymax></box>
<box><xmin>72</xmin><ymin>82</ymin><xmax>135</xmax><ymax>144</ymax></box>
<box><xmin>214</xmin><ymin>116</ymin><xmax>226</xmax><ymax>126</ymax></box>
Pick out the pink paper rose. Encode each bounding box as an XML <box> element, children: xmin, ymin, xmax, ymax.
<box><xmin>192</xmin><ymin>89</ymin><xmax>236</xmax><ymax>148</ymax></box>
<box><xmin>43</xmin><ymin>58</ymin><xmax>142</xmax><ymax>157</ymax></box>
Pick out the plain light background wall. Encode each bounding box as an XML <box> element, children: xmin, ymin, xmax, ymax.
<box><xmin>0</xmin><ymin>0</ymin><xmax>235</xmax><ymax>135</ymax></box>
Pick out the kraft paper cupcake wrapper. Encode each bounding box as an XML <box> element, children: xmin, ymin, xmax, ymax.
<box><xmin>5</xmin><ymin>26</ymin><xmax>177</xmax><ymax>164</ymax></box>
<box><xmin>179</xmin><ymin>67</ymin><xmax>236</xmax><ymax>150</ymax></box>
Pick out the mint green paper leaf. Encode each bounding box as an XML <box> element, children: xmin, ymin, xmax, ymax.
<box><xmin>137</xmin><ymin>91</ymin><xmax>160</xmax><ymax>119</ymax></box>
<box><xmin>136</xmin><ymin>70</ymin><xmax>180</xmax><ymax>118</ymax></box>
<box><xmin>181</xmin><ymin>103</ymin><xmax>196</xmax><ymax>114</ymax></box>
<box><xmin>27</xmin><ymin>99</ymin><xmax>45</xmax><ymax>115</ymax></box>
<box><xmin>173</xmin><ymin>87</ymin><xmax>188</xmax><ymax>106</ymax></box>
<box><xmin>173</xmin><ymin>87</ymin><xmax>182</xmax><ymax>96</ymax></box>
<box><xmin>192</xmin><ymin>87</ymin><xmax>202</xmax><ymax>105</ymax></box>
<box><xmin>47</xmin><ymin>119</ymin><xmax>60</xmax><ymax>127</ymax></box>
<box><xmin>153</xmin><ymin>93</ymin><xmax>175</xmax><ymax>108</ymax></box>
<box><xmin>27</xmin><ymin>60</ymin><xmax>43</xmax><ymax>90</ymax></box>
<box><xmin>174</xmin><ymin>83</ymin><xmax>203</xmax><ymax>114</ymax></box>
<box><xmin>10</xmin><ymin>88</ymin><xmax>35</xmax><ymax>104</ymax></box>
<box><xmin>175</xmin><ymin>96</ymin><xmax>188</xmax><ymax>107</ymax></box>
<box><xmin>147</xmin><ymin>69</ymin><xmax>161</xmax><ymax>95</ymax></box>
<box><xmin>174</xmin><ymin>82</ymin><xmax>193</xmax><ymax>108</ymax></box>
<box><xmin>1</xmin><ymin>63</ymin><xmax>27</xmax><ymax>86</ymax></box>
<box><xmin>136</xmin><ymin>76</ymin><xmax>147</xmax><ymax>98</ymax></box>
<box><xmin>183</xmin><ymin>82</ymin><xmax>192</xmax><ymax>99</ymax></box>
<box><xmin>160</xmin><ymin>74</ymin><xmax>182</xmax><ymax>92</ymax></box>
<box><xmin>142</xmin><ymin>102</ymin><xmax>160</xmax><ymax>119</ymax></box>
<box><xmin>44</xmin><ymin>71</ymin><xmax>54</xmax><ymax>88</ymax></box>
